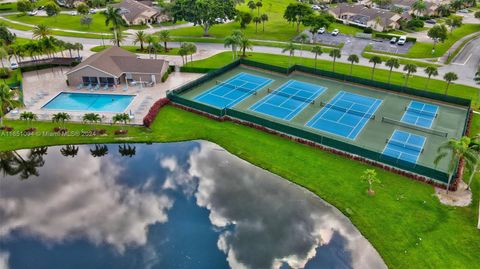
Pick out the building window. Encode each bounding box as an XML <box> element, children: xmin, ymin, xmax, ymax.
<box><xmin>82</xmin><ymin>77</ymin><xmax>98</xmax><ymax>86</ymax></box>
<box><xmin>99</xmin><ymin>77</ymin><xmax>115</xmax><ymax>86</ymax></box>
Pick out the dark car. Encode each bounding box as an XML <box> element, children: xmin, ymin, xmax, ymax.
<box><xmin>425</xmin><ymin>19</ymin><xmax>436</xmax><ymax>24</ymax></box>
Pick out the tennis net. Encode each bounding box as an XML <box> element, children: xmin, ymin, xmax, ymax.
<box><xmin>406</xmin><ymin>107</ymin><xmax>437</xmax><ymax>118</ymax></box>
<box><xmin>387</xmin><ymin>139</ymin><xmax>424</xmax><ymax>153</ymax></box>
<box><xmin>267</xmin><ymin>88</ymin><xmax>316</xmax><ymax>104</ymax></box>
<box><xmin>382</xmin><ymin>117</ymin><xmax>448</xmax><ymax>137</ymax></box>
<box><xmin>216</xmin><ymin>80</ymin><xmax>257</xmax><ymax>95</ymax></box>
<box><xmin>320</xmin><ymin>102</ymin><xmax>375</xmax><ymax>119</ymax></box>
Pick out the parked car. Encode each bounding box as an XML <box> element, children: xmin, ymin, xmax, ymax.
<box><xmin>458</xmin><ymin>9</ymin><xmax>470</xmax><ymax>13</ymax></box>
<box><xmin>390</xmin><ymin>37</ymin><xmax>397</xmax><ymax>44</ymax></box>
<box><xmin>317</xmin><ymin>27</ymin><xmax>325</xmax><ymax>34</ymax></box>
<box><xmin>331</xmin><ymin>29</ymin><xmax>339</xmax><ymax>36</ymax></box>
<box><xmin>89</xmin><ymin>8</ymin><xmax>96</xmax><ymax>14</ymax></box>
<box><xmin>425</xmin><ymin>19</ymin><xmax>436</xmax><ymax>24</ymax></box>
<box><xmin>320</xmin><ymin>5</ymin><xmax>328</xmax><ymax>10</ymax></box>
<box><xmin>27</xmin><ymin>10</ymin><xmax>38</xmax><ymax>16</ymax></box>
<box><xmin>397</xmin><ymin>35</ymin><xmax>407</xmax><ymax>45</ymax></box>
<box><xmin>70</xmin><ymin>11</ymin><xmax>78</xmax><ymax>16</ymax></box>
<box><xmin>37</xmin><ymin>5</ymin><xmax>45</xmax><ymax>10</ymax></box>
<box><xmin>10</xmin><ymin>62</ymin><xmax>18</xmax><ymax>70</ymax></box>
<box><xmin>215</xmin><ymin>17</ymin><xmax>226</xmax><ymax>23</ymax></box>
<box><xmin>312</xmin><ymin>5</ymin><xmax>320</xmax><ymax>10</ymax></box>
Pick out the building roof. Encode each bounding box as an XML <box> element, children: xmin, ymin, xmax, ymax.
<box><xmin>330</xmin><ymin>4</ymin><xmax>404</xmax><ymax>26</ymax></box>
<box><xmin>111</xmin><ymin>0</ymin><xmax>160</xmax><ymax>22</ymax></box>
<box><xmin>67</xmin><ymin>46</ymin><xmax>167</xmax><ymax>77</ymax></box>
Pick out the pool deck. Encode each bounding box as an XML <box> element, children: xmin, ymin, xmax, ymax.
<box><xmin>6</xmin><ymin>67</ymin><xmax>203</xmax><ymax>125</ymax></box>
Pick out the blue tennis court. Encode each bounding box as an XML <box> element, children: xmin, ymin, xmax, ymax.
<box><xmin>306</xmin><ymin>91</ymin><xmax>382</xmax><ymax>140</ymax></box>
<box><xmin>194</xmin><ymin>72</ymin><xmax>272</xmax><ymax>108</ymax></box>
<box><xmin>401</xmin><ymin>101</ymin><xmax>438</xmax><ymax>128</ymax></box>
<box><xmin>383</xmin><ymin>130</ymin><xmax>426</xmax><ymax>163</ymax></box>
<box><xmin>249</xmin><ymin>80</ymin><xmax>325</xmax><ymax>120</ymax></box>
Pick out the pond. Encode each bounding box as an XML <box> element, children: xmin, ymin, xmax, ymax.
<box><xmin>0</xmin><ymin>141</ymin><xmax>387</xmax><ymax>269</ymax></box>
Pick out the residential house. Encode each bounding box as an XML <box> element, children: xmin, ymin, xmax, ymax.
<box><xmin>363</xmin><ymin>0</ymin><xmax>440</xmax><ymax>16</ymax></box>
<box><xmin>66</xmin><ymin>46</ymin><xmax>169</xmax><ymax>87</ymax></box>
<box><xmin>329</xmin><ymin>4</ymin><xmax>408</xmax><ymax>32</ymax></box>
<box><xmin>111</xmin><ymin>0</ymin><xmax>170</xmax><ymax>25</ymax></box>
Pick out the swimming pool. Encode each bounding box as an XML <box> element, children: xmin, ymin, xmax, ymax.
<box><xmin>42</xmin><ymin>92</ymin><xmax>135</xmax><ymax>113</ymax></box>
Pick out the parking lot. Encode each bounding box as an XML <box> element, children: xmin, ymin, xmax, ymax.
<box><xmin>369</xmin><ymin>40</ymin><xmax>413</xmax><ymax>54</ymax></box>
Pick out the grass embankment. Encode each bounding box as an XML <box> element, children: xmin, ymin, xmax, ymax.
<box><xmin>1</xmin><ymin>105</ymin><xmax>479</xmax><ymax>269</ymax></box>
<box><xmin>368</xmin><ymin>24</ymin><xmax>480</xmax><ymax>59</ymax></box>
<box><xmin>90</xmin><ymin>45</ymin><xmax>181</xmax><ymax>55</ymax></box>
<box><xmin>185</xmin><ymin>51</ymin><xmax>480</xmax><ymax>106</ymax></box>
<box><xmin>3</xmin><ymin>13</ymin><xmax>143</xmax><ymax>33</ymax></box>
<box><xmin>168</xmin><ymin>0</ymin><xmax>362</xmax><ymax>41</ymax></box>
<box><xmin>445</xmin><ymin>33</ymin><xmax>480</xmax><ymax>64</ymax></box>
<box><xmin>0</xmin><ymin>17</ymin><xmax>113</xmax><ymax>38</ymax></box>
<box><xmin>362</xmin><ymin>51</ymin><xmax>441</xmax><ymax>68</ymax></box>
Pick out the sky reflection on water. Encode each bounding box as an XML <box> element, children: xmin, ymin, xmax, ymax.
<box><xmin>0</xmin><ymin>141</ymin><xmax>386</xmax><ymax>269</ymax></box>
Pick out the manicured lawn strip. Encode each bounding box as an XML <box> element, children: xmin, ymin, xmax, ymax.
<box><xmin>185</xmin><ymin>52</ymin><xmax>480</xmax><ymax>106</ymax></box>
<box><xmin>1</xmin><ymin>106</ymin><xmax>479</xmax><ymax>269</ymax></box>
<box><xmin>90</xmin><ymin>45</ymin><xmax>180</xmax><ymax>55</ymax></box>
<box><xmin>168</xmin><ymin>0</ymin><xmax>362</xmax><ymax>41</ymax></box>
<box><xmin>405</xmin><ymin>24</ymin><xmax>480</xmax><ymax>58</ymax></box>
<box><xmin>362</xmin><ymin>51</ymin><xmax>441</xmax><ymax>68</ymax></box>
<box><xmin>445</xmin><ymin>33</ymin><xmax>480</xmax><ymax>64</ymax></box>
<box><xmin>4</xmin><ymin>13</ymin><xmax>122</xmax><ymax>33</ymax></box>
<box><xmin>0</xmin><ymin>17</ymin><xmax>112</xmax><ymax>38</ymax></box>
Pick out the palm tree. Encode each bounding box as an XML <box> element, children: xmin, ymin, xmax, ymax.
<box><xmin>103</xmin><ymin>6</ymin><xmax>124</xmax><ymax>46</ymax></box>
<box><xmin>403</xmin><ymin>63</ymin><xmax>417</xmax><ymax>87</ymax></box>
<box><xmin>0</xmin><ymin>84</ymin><xmax>23</xmax><ymax>127</ymax></box>
<box><xmin>73</xmin><ymin>43</ymin><xmax>83</xmax><ymax>57</ymax></box>
<box><xmin>329</xmin><ymin>49</ymin><xmax>341</xmax><ymax>72</ymax></box>
<box><xmin>82</xmin><ymin>113</ymin><xmax>101</xmax><ymax>130</ymax></box>
<box><xmin>443</xmin><ymin>72</ymin><xmax>458</xmax><ymax>95</ymax></box>
<box><xmin>384</xmin><ymin>58</ymin><xmax>400</xmax><ymax>84</ymax></box>
<box><xmin>260</xmin><ymin>14</ymin><xmax>268</xmax><ymax>32</ymax></box>
<box><xmin>119</xmin><ymin>144</ymin><xmax>136</xmax><ymax>157</ymax></box>
<box><xmin>435</xmin><ymin>136</ymin><xmax>477</xmax><ymax>193</ymax></box>
<box><xmin>464</xmin><ymin>136</ymin><xmax>480</xmax><ymax>190</ymax></box>
<box><xmin>256</xmin><ymin>0</ymin><xmax>262</xmax><ymax>15</ymax></box>
<box><xmin>52</xmin><ymin>112</ymin><xmax>70</xmax><ymax>129</ymax></box>
<box><xmin>424</xmin><ymin>66</ymin><xmax>438</xmax><ymax>89</ymax></box>
<box><xmin>0</xmin><ymin>47</ymin><xmax>7</xmax><ymax>69</ymax></box>
<box><xmin>0</xmin><ymin>151</ymin><xmax>20</xmax><ymax>177</ymax></box>
<box><xmin>239</xmin><ymin>36</ymin><xmax>252</xmax><ymax>57</ymax></box>
<box><xmin>248</xmin><ymin>0</ymin><xmax>256</xmax><ymax>13</ymax></box>
<box><xmin>311</xmin><ymin>46</ymin><xmax>323</xmax><ymax>70</ymax></box>
<box><xmin>19</xmin><ymin>111</ymin><xmax>37</xmax><ymax>129</ymax></box>
<box><xmin>133</xmin><ymin>30</ymin><xmax>147</xmax><ymax>51</ymax></box>
<box><xmin>32</xmin><ymin>24</ymin><xmax>51</xmax><ymax>39</ymax></box>
<box><xmin>60</xmin><ymin>145</ymin><xmax>79</xmax><ymax>158</ymax></box>
<box><xmin>412</xmin><ymin>0</ymin><xmax>427</xmax><ymax>16</ymax></box>
<box><xmin>110</xmin><ymin>30</ymin><xmax>125</xmax><ymax>47</ymax></box>
<box><xmin>297</xmin><ymin>32</ymin><xmax>309</xmax><ymax>57</ymax></box>
<box><xmin>253</xmin><ymin>16</ymin><xmax>261</xmax><ymax>33</ymax></box>
<box><xmin>145</xmin><ymin>34</ymin><xmax>158</xmax><ymax>58</ymax></box>
<box><xmin>40</xmin><ymin>36</ymin><xmax>56</xmax><ymax>59</ymax></box>
<box><xmin>90</xmin><ymin>144</ymin><xmax>108</xmax><ymax>157</ymax></box>
<box><xmin>224</xmin><ymin>34</ymin><xmax>241</xmax><ymax>60</ymax></box>
<box><xmin>112</xmin><ymin>113</ymin><xmax>130</xmax><ymax>125</ymax></box>
<box><xmin>347</xmin><ymin>54</ymin><xmax>359</xmax><ymax>75</ymax></box>
<box><xmin>158</xmin><ymin>30</ymin><xmax>171</xmax><ymax>51</ymax></box>
<box><xmin>282</xmin><ymin>42</ymin><xmax>296</xmax><ymax>66</ymax></box>
<box><xmin>12</xmin><ymin>149</ymin><xmax>46</xmax><ymax>180</ymax></box>
<box><xmin>369</xmin><ymin>56</ymin><xmax>382</xmax><ymax>80</ymax></box>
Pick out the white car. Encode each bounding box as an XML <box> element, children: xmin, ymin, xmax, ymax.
<box><xmin>10</xmin><ymin>62</ymin><xmax>18</xmax><ymax>70</ymax></box>
<box><xmin>312</xmin><ymin>5</ymin><xmax>320</xmax><ymax>10</ymax></box>
<box><xmin>317</xmin><ymin>27</ymin><xmax>325</xmax><ymax>34</ymax></box>
<box><xmin>397</xmin><ymin>35</ymin><xmax>407</xmax><ymax>45</ymax></box>
<box><xmin>89</xmin><ymin>8</ymin><xmax>96</xmax><ymax>14</ymax></box>
<box><xmin>70</xmin><ymin>11</ymin><xmax>78</xmax><ymax>16</ymax></box>
<box><xmin>27</xmin><ymin>10</ymin><xmax>38</xmax><ymax>16</ymax></box>
<box><xmin>331</xmin><ymin>29</ymin><xmax>339</xmax><ymax>36</ymax></box>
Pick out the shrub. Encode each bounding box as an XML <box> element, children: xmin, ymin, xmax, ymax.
<box><xmin>0</xmin><ymin>68</ymin><xmax>9</xmax><ymax>78</ymax></box>
<box><xmin>363</xmin><ymin>27</ymin><xmax>373</xmax><ymax>34</ymax></box>
<box><xmin>407</xmin><ymin>18</ymin><xmax>424</xmax><ymax>29</ymax></box>
<box><xmin>114</xmin><ymin>129</ymin><xmax>128</xmax><ymax>135</ymax></box>
<box><xmin>143</xmin><ymin>98</ymin><xmax>170</xmax><ymax>127</ymax></box>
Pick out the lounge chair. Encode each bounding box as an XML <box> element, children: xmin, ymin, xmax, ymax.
<box><xmin>123</xmin><ymin>85</ymin><xmax>129</xmax><ymax>91</ymax></box>
<box><xmin>76</xmin><ymin>84</ymin><xmax>83</xmax><ymax>90</ymax></box>
<box><xmin>103</xmin><ymin>85</ymin><xmax>109</xmax><ymax>91</ymax></box>
<box><xmin>94</xmin><ymin>85</ymin><xmax>100</xmax><ymax>91</ymax></box>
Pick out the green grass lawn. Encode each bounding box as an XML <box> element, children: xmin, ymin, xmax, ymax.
<box><xmin>362</xmin><ymin>51</ymin><xmax>442</xmax><ymax>68</ymax></box>
<box><xmin>0</xmin><ymin>17</ymin><xmax>113</xmax><ymax>38</ymax></box>
<box><xmin>1</xmin><ymin>105</ymin><xmax>479</xmax><ymax>269</ymax></box>
<box><xmin>374</xmin><ymin>24</ymin><xmax>480</xmax><ymax>59</ymax></box>
<box><xmin>168</xmin><ymin>0</ymin><xmax>362</xmax><ymax>41</ymax></box>
<box><xmin>90</xmin><ymin>45</ymin><xmax>180</xmax><ymax>55</ymax></box>
<box><xmin>184</xmin><ymin>51</ymin><xmax>480</xmax><ymax>106</ymax></box>
<box><xmin>4</xmin><ymin>13</ymin><xmax>118</xmax><ymax>33</ymax></box>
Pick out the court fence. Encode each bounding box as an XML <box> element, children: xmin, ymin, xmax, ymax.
<box><xmin>167</xmin><ymin>59</ymin><xmax>472</xmax><ymax>186</ymax></box>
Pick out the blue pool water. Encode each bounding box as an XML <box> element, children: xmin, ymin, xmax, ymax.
<box><xmin>42</xmin><ymin>92</ymin><xmax>135</xmax><ymax>113</ymax></box>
